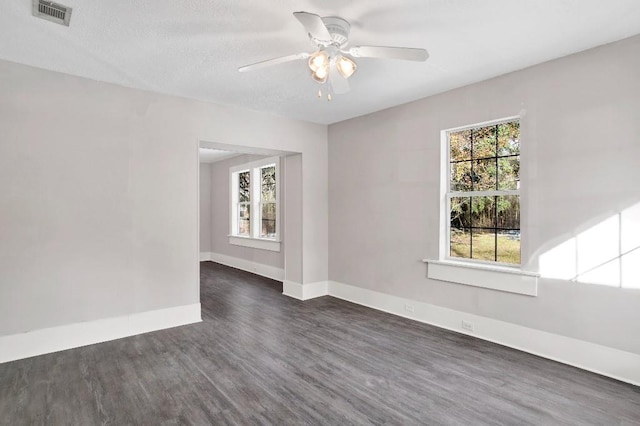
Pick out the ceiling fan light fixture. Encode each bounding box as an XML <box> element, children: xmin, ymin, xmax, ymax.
<box><xmin>238</xmin><ymin>11</ymin><xmax>429</xmax><ymax>98</ymax></box>
<box><xmin>336</xmin><ymin>55</ymin><xmax>357</xmax><ymax>78</ymax></box>
<box><xmin>308</xmin><ymin>50</ymin><xmax>329</xmax><ymax>72</ymax></box>
<box><xmin>311</xmin><ymin>66</ymin><xmax>329</xmax><ymax>83</ymax></box>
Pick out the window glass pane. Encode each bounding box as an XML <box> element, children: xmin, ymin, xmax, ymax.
<box><xmin>450</xmin><ymin>130</ymin><xmax>471</xmax><ymax>162</ymax></box>
<box><xmin>261</xmin><ymin>203</ymin><xmax>276</xmax><ymax>238</ymax></box>
<box><xmin>446</xmin><ymin>120</ymin><xmax>520</xmax><ymax>265</ymax></box>
<box><xmin>471</xmin><ymin>230</ymin><xmax>496</xmax><ymax>261</ymax></box>
<box><xmin>472</xmin><ymin>125</ymin><xmax>497</xmax><ymax>159</ymax></box>
<box><xmin>497</xmin><ymin>195</ymin><xmax>520</xmax><ymax>229</ymax></box>
<box><xmin>450</xmin><ymin>161</ymin><xmax>471</xmax><ymax>191</ymax></box>
<box><xmin>238</xmin><ymin>203</ymin><xmax>250</xmax><ymax>236</ymax></box>
<box><xmin>450</xmin><ymin>197</ymin><xmax>471</xmax><ymax>229</ymax></box>
<box><xmin>471</xmin><ymin>196</ymin><xmax>496</xmax><ymax>229</ymax></box>
<box><xmin>497</xmin><ymin>121</ymin><xmax>520</xmax><ymax>156</ymax></box>
<box><xmin>498</xmin><ymin>156</ymin><xmax>520</xmax><ymax>190</ymax></box>
<box><xmin>472</xmin><ymin>158</ymin><xmax>497</xmax><ymax>191</ymax></box>
<box><xmin>497</xmin><ymin>232</ymin><xmax>521</xmax><ymax>264</ymax></box>
<box><xmin>239</xmin><ymin>171</ymin><xmax>250</xmax><ymax>202</ymax></box>
<box><xmin>261</xmin><ymin>166</ymin><xmax>276</xmax><ymax>202</ymax></box>
<box><xmin>450</xmin><ymin>228</ymin><xmax>471</xmax><ymax>259</ymax></box>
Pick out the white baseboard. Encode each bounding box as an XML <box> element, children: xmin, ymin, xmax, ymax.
<box><xmin>328</xmin><ymin>281</ymin><xmax>640</xmax><ymax>386</ymax></box>
<box><xmin>201</xmin><ymin>252</ymin><xmax>284</xmax><ymax>282</ymax></box>
<box><xmin>200</xmin><ymin>251</ymin><xmax>211</xmax><ymax>262</ymax></box>
<box><xmin>0</xmin><ymin>303</ymin><xmax>202</xmax><ymax>364</ymax></box>
<box><xmin>283</xmin><ymin>280</ymin><xmax>328</xmax><ymax>301</ymax></box>
<box><xmin>304</xmin><ymin>281</ymin><xmax>329</xmax><ymax>300</ymax></box>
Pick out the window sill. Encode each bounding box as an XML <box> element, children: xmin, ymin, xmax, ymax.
<box><xmin>229</xmin><ymin>236</ymin><xmax>281</xmax><ymax>252</ymax></box>
<box><xmin>422</xmin><ymin>259</ymin><xmax>538</xmax><ymax>296</ymax></box>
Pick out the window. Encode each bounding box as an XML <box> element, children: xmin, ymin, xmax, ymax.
<box><xmin>446</xmin><ymin>119</ymin><xmax>520</xmax><ymax>265</ymax></box>
<box><xmin>237</xmin><ymin>170</ymin><xmax>251</xmax><ymax>236</ymax></box>
<box><xmin>260</xmin><ymin>165</ymin><xmax>277</xmax><ymax>238</ymax></box>
<box><xmin>229</xmin><ymin>157</ymin><xmax>280</xmax><ymax>251</ymax></box>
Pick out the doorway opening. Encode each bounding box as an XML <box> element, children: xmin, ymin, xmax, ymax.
<box><xmin>197</xmin><ymin>140</ymin><xmax>302</xmax><ymax>288</ymax></box>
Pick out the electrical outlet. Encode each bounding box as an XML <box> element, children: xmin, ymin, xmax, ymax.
<box><xmin>404</xmin><ymin>304</ymin><xmax>415</xmax><ymax>313</ymax></box>
<box><xmin>461</xmin><ymin>320</ymin><xmax>474</xmax><ymax>332</ymax></box>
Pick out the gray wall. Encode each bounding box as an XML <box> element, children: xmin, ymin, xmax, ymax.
<box><xmin>0</xmin><ymin>59</ymin><xmax>327</xmax><ymax>336</ymax></box>
<box><xmin>199</xmin><ymin>163</ymin><xmax>212</xmax><ymax>253</ymax></box>
<box><xmin>328</xmin><ymin>35</ymin><xmax>640</xmax><ymax>355</ymax></box>
<box><xmin>284</xmin><ymin>154</ymin><xmax>303</xmax><ymax>284</ymax></box>
<box><xmin>204</xmin><ymin>154</ymin><xmax>285</xmax><ymax>269</ymax></box>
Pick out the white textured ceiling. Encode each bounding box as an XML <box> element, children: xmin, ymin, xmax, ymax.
<box><xmin>1</xmin><ymin>1</ymin><xmax>640</xmax><ymax>124</ymax></box>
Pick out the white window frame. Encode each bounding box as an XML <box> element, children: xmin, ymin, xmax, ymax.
<box><xmin>229</xmin><ymin>156</ymin><xmax>281</xmax><ymax>252</ymax></box>
<box><xmin>424</xmin><ymin>116</ymin><xmax>539</xmax><ymax>296</ymax></box>
<box><xmin>442</xmin><ymin>116</ymin><xmax>521</xmax><ymax>267</ymax></box>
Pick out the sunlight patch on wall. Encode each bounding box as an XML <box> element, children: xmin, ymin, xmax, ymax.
<box><xmin>539</xmin><ymin>203</ymin><xmax>640</xmax><ymax>289</ymax></box>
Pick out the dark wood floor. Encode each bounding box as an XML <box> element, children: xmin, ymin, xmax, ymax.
<box><xmin>1</xmin><ymin>262</ymin><xmax>639</xmax><ymax>425</ymax></box>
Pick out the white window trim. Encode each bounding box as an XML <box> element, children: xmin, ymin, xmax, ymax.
<box><xmin>423</xmin><ymin>258</ymin><xmax>538</xmax><ymax>296</ymax></box>
<box><xmin>229</xmin><ymin>235</ymin><xmax>281</xmax><ymax>252</ymax></box>
<box><xmin>428</xmin><ymin>116</ymin><xmax>538</xmax><ymax>296</ymax></box>
<box><xmin>229</xmin><ymin>156</ymin><xmax>281</xmax><ymax>252</ymax></box>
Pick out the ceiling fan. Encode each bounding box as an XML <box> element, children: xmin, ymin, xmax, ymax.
<box><xmin>238</xmin><ymin>11</ymin><xmax>429</xmax><ymax>100</ymax></box>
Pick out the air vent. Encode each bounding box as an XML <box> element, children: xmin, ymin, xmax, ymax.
<box><xmin>32</xmin><ymin>0</ymin><xmax>72</xmax><ymax>26</ymax></box>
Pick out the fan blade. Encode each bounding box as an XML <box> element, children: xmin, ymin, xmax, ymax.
<box><xmin>293</xmin><ymin>11</ymin><xmax>332</xmax><ymax>43</ymax></box>
<box><xmin>329</xmin><ymin>66</ymin><xmax>350</xmax><ymax>94</ymax></box>
<box><xmin>238</xmin><ymin>53</ymin><xmax>310</xmax><ymax>72</ymax></box>
<box><xmin>348</xmin><ymin>46</ymin><xmax>429</xmax><ymax>62</ymax></box>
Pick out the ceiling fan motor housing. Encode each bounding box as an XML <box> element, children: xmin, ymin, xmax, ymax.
<box><xmin>321</xmin><ymin>16</ymin><xmax>350</xmax><ymax>47</ymax></box>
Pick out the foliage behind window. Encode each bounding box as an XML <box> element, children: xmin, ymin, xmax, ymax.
<box><xmin>260</xmin><ymin>166</ymin><xmax>277</xmax><ymax>238</ymax></box>
<box><xmin>448</xmin><ymin>120</ymin><xmax>521</xmax><ymax>264</ymax></box>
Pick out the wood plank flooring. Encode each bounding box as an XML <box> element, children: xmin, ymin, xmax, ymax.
<box><xmin>1</xmin><ymin>261</ymin><xmax>639</xmax><ymax>425</ymax></box>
